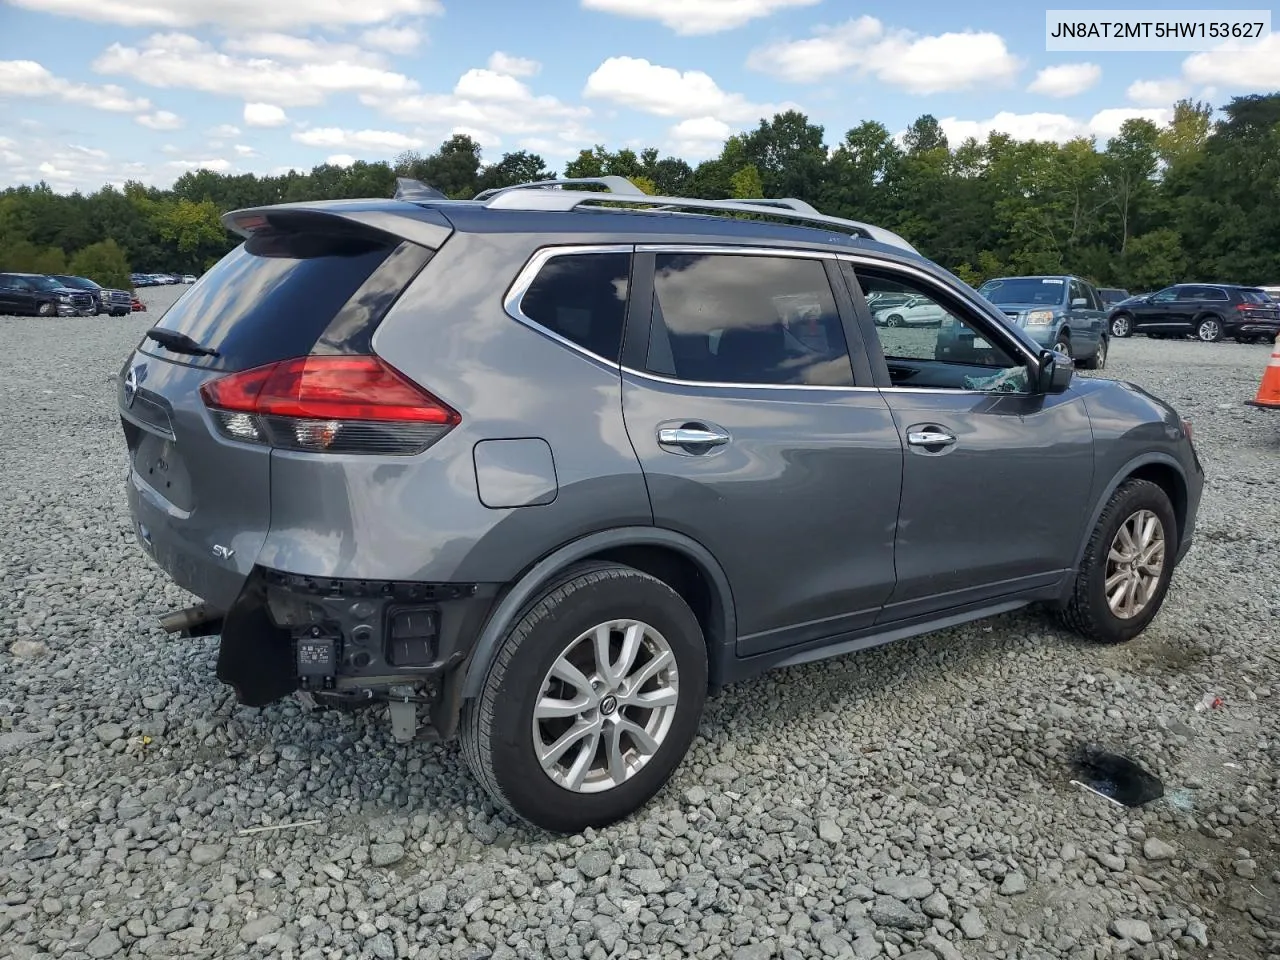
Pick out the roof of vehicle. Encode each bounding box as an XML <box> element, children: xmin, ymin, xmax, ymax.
<box><xmin>982</xmin><ymin>275</ymin><xmax>1084</xmax><ymax>282</ymax></box>
<box><xmin>223</xmin><ymin>177</ymin><xmax>925</xmax><ymax>266</ymax></box>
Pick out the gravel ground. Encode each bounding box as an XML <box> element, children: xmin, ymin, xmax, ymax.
<box><xmin>1</xmin><ymin>289</ymin><xmax>1278</xmax><ymax>960</ymax></box>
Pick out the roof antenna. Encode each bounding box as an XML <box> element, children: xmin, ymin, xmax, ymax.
<box><xmin>394</xmin><ymin>177</ymin><xmax>447</xmax><ymax>201</ymax></box>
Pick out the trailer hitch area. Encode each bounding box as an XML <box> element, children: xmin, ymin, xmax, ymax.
<box><xmin>158</xmin><ymin>603</ymin><xmax>224</xmax><ymax>639</ymax></box>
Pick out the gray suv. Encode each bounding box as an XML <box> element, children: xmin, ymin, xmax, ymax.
<box><xmin>968</xmin><ymin>275</ymin><xmax>1110</xmax><ymax>369</ymax></box>
<box><xmin>118</xmin><ymin>178</ymin><xmax>1202</xmax><ymax>832</ymax></box>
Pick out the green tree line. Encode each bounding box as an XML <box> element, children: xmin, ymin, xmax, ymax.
<box><xmin>2</xmin><ymin>93</ymin><xmax>1278</xmax><ymax>292</ymax></box>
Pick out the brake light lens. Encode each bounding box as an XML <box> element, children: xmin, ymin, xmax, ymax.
<box><xmin>200</xmin><ymin>356</ymin><xmax>459</xmax><ymax>455</ymax></box>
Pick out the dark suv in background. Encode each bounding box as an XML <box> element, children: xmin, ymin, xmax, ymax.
<box><xmin>117</xmin><ymin>178</ymin><xmax>1202</xmax><ymax>832</ymax></box>
<box><xmin>1109</xmin><ymin>283</ymin><xmax>1280</xmax><ymax>343</ymax></box>
<box><xmin>52</xmin><ymin>274</ymin><xmax>132</xmax><ymax>316</ymax></box>
<box><xmin>1098</xmin><ymin>287</ymin><xmax>1130</xmax><ymax>309</ymax></box>
<box><xmin>0</xmin><ymin>272</ymin><xmax>96</xmax><ymax>316</ymax></box>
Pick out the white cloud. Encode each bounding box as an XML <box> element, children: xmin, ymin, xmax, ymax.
<box><xmin>581</xmin><ymin>0</ymin><xmax>819</xmax><ymax>34</ymax></box>
<box><xmin>1088</xmin><ymin>107</ymin><xmax>1173</xmax><ymax>139</ymax></box>
<box><xmin>0</xmin><ymin>59</ymin><xmax>150</xmax><ymax>112</ymax></box>
<box><xmin>6</xmin><ymin>0</ymin><xmax>442</xmax><ymax>29</ymax></box>
<box><xmin>584</xmin><ymin>56</ymin><xmax>781</xmax><ymax>121</ymax></box>
<box><xmin>0</xmin><ymin>134</ymin><xmax>158</xmax><ymax>191</ymax></box>
<box><xmin>1183</xmin><ymin>34</ymin><xmax>1280</xmax><ymax>88</ymax></box>
<box><xmin>487</xmin><ymin>52</ymin><xmax>540</xmax><ymax>77</ymax></box>
<box><xmin>167</xmin><ymin>157</ymin><xmax>232</xmax><ymax>172</ymax></box>
<box><xmin>1127</xmin><ymin>78</ymin><xmax>1190</xmax><ymax>106</ymax></box>
<box><xmin>293</xmin><ymin>127</ymin><xmax>424</xmax><ymax>152</ymax></box>
<box><xmin>208</xmin><ymin>123</ymin><xmax>241</xmax><ymax>137</ymax></box>
<box><xmin>668</xmin><ymin>116</ymin><xmax>732</xmax><ymax>158</ymax></box>
<box><xmin>95</xmin><ymin>33</ymin><xmax>416</xmax><ymax>107</ymax></box>
<box><xmin>362</xmin><ymin>25</ymin><xmax>424</xmax><ymax>54</ymax></box>
<box><xmin>1028</xmin><ymin>63</ymin><xmax>1100</xmax><ymax>98</ymax></box>
<box><xmin>223</xmin><ymin>32</ymin><xmax>385</xmax><ymax>65</ymax></box>
<box><xmin>937</xmin><ymin>107</ymin><xmax>1174</xmax><ymax>145</ymax></box>
<box><xmin>327</xmin><ymin>153</ymin><xmax>357</xmax><ymax>167</ymax></box>
<box><xmin>135</xmin><ymin>109</ymin><xmax>183</xmax><ymax>130</ymax></box>
<box><xmin>233</xmin><ymin>144</ymin><xmax>257</xmax><ymax>156</ymax></box>
<box><xmin>244</xmin><ymin>102</ymin><xmax>288</xmax><ymax>127</ymax></box>
<box><xmin>748</xmin><ymin>16</ymin><xmax>1021</xmax><ymax>94</ymax></box>
<box><xmin>365</xmin><ymin>66</ymin><xmax>592</xmax><ymax>149</ymax></box>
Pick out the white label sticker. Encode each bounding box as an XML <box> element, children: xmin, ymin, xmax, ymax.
<box><xmin>1041</xmin><ymin>278</ymin><xmax>1064</xmax><ymax>284</ymax></box>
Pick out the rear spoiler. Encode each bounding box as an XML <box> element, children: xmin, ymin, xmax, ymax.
<box><xmin>222</xmin><ymin>199</ymin><xmax>454</xmax><ymax>250</ymax></box>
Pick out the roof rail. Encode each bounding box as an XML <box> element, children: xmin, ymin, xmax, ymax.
<box><xmin>472</xmin><ymin>175</ymin><xmax>646</xmax><ymax>202</ymax></box>
<box><xmin>482</xmin><ymin>187</ymin><xmax>918</xmax><ymax>254</ymax></box>
<box><xmin>394</xmin><ymin>178</ymin><xmax>448</xmax><ymax>201</ymax></box>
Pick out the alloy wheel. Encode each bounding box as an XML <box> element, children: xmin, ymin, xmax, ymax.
<box><xmin>1094</xmin><ymin>339</ymin><xmax>1107</xmax><ymax>369</ymax></box>
<box><xmin>1111</xmin><ymin>316</ymin><xmax>1131</xmax><ymax>337</ymax></box>
<box><xmin>1053</xmin><ymin>338</ymin><xmax>1071</xmax><ymax>357</ymax></box>
<box><xmin>532</xmin><ymin>619</ymin><xmax>679</xmax><ymax>793</ymax></box>
<box><xmin>1105</xmin><ymin>509</ymin><xmax>1166</xmax><ymax>620</ymax></box>
<box><xmin>1197</xmin><ymin>319</ymin><xmax>1221</xmax><ymax>342</ymax></box>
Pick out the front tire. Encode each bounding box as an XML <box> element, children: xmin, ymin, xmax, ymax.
<box><xmin>1080</xmin><ymin>337</ymin><xmax>1107</xmax><ymax>370</ymax></box>
<box><xmin>1057</xmin><ymin>479</ymin><xmax>1177</xmax><ymax>645</ymax></box>
<box><xmin>461</xmin><ymin>562</ymin><xmax>707</xmax><ymax>833</ymax></box>
<box><xmin>1052</xmin><ymin>335</ymin><xmax>1073</xmax><ymax>361</ymax></box>
<box><xmin>37</xmin><ymin>301</ymin><xmax>55</xmax><ymax>317</ymax></box>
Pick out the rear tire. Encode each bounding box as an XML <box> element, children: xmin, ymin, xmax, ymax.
<box><xmin>461</xmin><ymin>562</ymin><xmax>707</xmax><ymax>833</ymax></box>
<box><xmin>1196</xmin><ymin>316</ymin><xmax>1223</xmax><ymax>342</ymax></box>
<box><xmin>1110</xmin><ymin>314</ymin><xmax>1132</xmax><ymax>338</ymax></box>
<box><xmin>1056</xmin><ymin>479</ymin><xmax>1177</xmax><ymax>645</ymax></box>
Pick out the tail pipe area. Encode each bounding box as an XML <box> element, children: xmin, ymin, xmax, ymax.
<box><xmin>159</xmin><ymin>603</ymin><xmax>224</xmax><ymax>638</ymax></box>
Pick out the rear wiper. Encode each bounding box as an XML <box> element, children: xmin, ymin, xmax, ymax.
<box><xmin>145</xmin><ymin>327</ymin><xmax>219</xmax><ymax>357</ymax></box>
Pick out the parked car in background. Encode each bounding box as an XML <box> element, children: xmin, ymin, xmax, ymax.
<box><xmin>965</xmin><ymin>275</ymin><xmax>1109</xmax><ymax>368</ymax></box>
<box><xmin>0</xmin><ymin>272</ymin><xmax>97</xmax><ymax>316</ymax></box>
<box><xmin>181</xmin><ymin>274</ymin><xmax>197</xmax><ymax>284</ymax></box>
<box><xmin>1098</xmin><ymin>287</ymin><xmax>1130</xmax><ymax>309</ymax></box>
<box><xmin>130</xmin><ymin>273</ymin><xmax>156</xmax><ymax>287</ymax></box>
<box><xmin>116</xmin><ymin>178</ymin><xmax>1201</xmax><ymax>832</ymax></box>
<box><xmin>871</xmin><ymin>293</ymin><xmax>948</xmax><ymax>327</ymax></box>
<box><xmin>52</xmin><ymin>274</ymin><xmax>132</xmax><ymax>316</ymax></box>
<box><xmin>1108</xmin><ymin>284</ymin><xmax>1280</xmax><ymax>343</ymax></box>
<box><xmin>131</xmin><ymin>295</ymin><xmax>146</xmax><ymax>312</ymax></box>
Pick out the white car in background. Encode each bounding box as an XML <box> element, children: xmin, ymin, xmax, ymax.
<box><xmin>872</xmin><ymin>295</ymin><xmax>948</xmax><ymax>327</ymax></box>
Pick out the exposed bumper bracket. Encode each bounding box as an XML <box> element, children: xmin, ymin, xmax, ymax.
<box><xmin>159</xmin><ymin>603</ymin><xmax>224</xmax><ymax>638</ymax></box>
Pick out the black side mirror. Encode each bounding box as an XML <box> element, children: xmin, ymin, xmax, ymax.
<box><xmin>1037</xmin><ymin>349</ymin><xmax>1073</xmax><ymax>394</ymax></box>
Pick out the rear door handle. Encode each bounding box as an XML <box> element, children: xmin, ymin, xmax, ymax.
<box><xmin>907</xmin><ymin>429</ymin><xmax>956</xmax><ymax>448</ymax></box>
<box><xmin>658</xmin><ymin>427</ymin><xmax>730</xmax><ymax>447</ymax></box>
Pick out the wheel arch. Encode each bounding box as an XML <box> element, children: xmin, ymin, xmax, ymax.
<box><xmin>1072</xmin><ymin>454</ymin><xmax>1188</xmax><ymax>572</ymax></box>
<box><xmin>460</xmin><ymin>527</ymin><xmax>737</xmax><ymax>699</ymax></box>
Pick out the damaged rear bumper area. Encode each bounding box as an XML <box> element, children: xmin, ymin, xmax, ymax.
<box><xmin>186</xmin><ymin>568</ymin><xmax>498</xmax><ymax>740</ymax></box>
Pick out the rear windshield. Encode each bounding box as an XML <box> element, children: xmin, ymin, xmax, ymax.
<box><xmin>978</xmin><ymin>278</ymin><xmax>1066</xmax><ymax>306</ymax></box>
<box><xmin>1242</xmin><ymin>289</ymin><xmax>1272</xmax><ymax>303</ymax></box>
<box><xmin>143</xmin><ymin>231</ymin><xmax>404</xmax><ymax>371</ymax></box>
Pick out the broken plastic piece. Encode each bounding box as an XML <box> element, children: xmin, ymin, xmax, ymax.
<box><xmin>1072</xmin><ymin>744</ymin><xmax>1164</xmax><ymax>807</ymax></box>
<box><xmin>1194</xmin><ymin>693</ymin><xmax>1223</xmax><ymax>712</ymax></box>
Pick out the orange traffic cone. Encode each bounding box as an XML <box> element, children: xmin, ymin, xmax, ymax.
<box><xmin>1246</xmin><ymin>341</ymin><xmax>1280</xmax><ymax>409</ymax></box>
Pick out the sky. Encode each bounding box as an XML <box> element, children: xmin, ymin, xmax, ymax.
<box><xmin>0</xmin><ymin>0</ymin><xmax>1277</xmax><ymax>194</ymax></box>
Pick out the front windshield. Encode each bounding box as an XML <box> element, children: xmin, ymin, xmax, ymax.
<box><xmin>27</xmin><ymin>276</ymin><xmax>64</xmax><ymax>291</ymax></box>
<box><xmin>55</xmin><ymin>276</ymin><xmax>95</xmax><ymax>290</ymax></box>
<box><xmin>978</xmin><ymin>277</ymin><xmax>1066</xmax><ymax>306</ymax></box>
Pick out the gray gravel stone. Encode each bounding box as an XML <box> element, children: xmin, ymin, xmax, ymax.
<box><xmin>818</xmin><ymin>817</ymin><xmax>843</xmax><ymax>843</ymax></box>
<box><xmin>869</xmin><ymin>896</ymin><xmax>928</xmax><ymax>930</ymax></box>
<box><xmin>577</xmin><ymin>849</ymin><xmax>612</xmax><ymax>879</ymax></box>
<box><xmin>1109</xmin><ymin>918</ymin><xmax>1153</xmax><ymax>944</ymax></box>
<box><xmin>1186</xmin><ymin>919</ymin><xmax>1209</xmax><ymax>947</ymax></box>
<box><xmin>921</xmin><ymin>892</ymin><xmax>950</xmax><ymax>919</ymax></box>
<box><xmin>86</xmin><ymin>930</ymin><xmax>121</xmax><ymax>958</ymax></box>
<box><xmin>369</xmin><ymin>843</ymin><xmax>405</xmax><ymax>867</ymax></box>
<box><xmin>239</xmin><ymin>915</ymin><xmax>283</xmax><ymax>943</ymax></box>
<box><xmin>1142</xmin><ymin>838</ymin><xmax>1176</xmax><ymax>861</ymax></box>
<box><xmin>94</xmin><ymin>722</ymin><xmax>124</xmax><ymax>743</ymax></box>
<box><xmin>998</xmin><ymin>872</ymin><xmax>1027</xmax><ymax>895</ymax></box>
<box><xmin>190</xmin><ymin>843</ymin><xmax>226</xmax><ymax>865</ymax></box>
<box><xmin>959</xmin><ymin>910</ymin><xmax>987</xmax><ymax>940</ymax></box>
<box><xmin>8</xmin><ymin>640</ymin><xmax>49</xmax><ymax>660</ymax></box>
<box><xmin>875</xmin><ymin>876</ymin><xmax>934</xmax><ymax>900</ymax></box>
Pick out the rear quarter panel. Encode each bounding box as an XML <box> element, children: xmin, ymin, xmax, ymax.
<box><xmin>258</xmin><ymin>231</ymin><xmax>653</xmax><ymax>584</ymax></box>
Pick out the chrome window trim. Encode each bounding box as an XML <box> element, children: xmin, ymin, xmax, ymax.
<box><xmin>502</xmin><ymin>243</ymin><xmax>635</xmax><ymax>368</ymax></box>
<box><xmin>502</xmin><ymin>243</ymin><xmax>1042</xmax><ymax>396</ymax></box>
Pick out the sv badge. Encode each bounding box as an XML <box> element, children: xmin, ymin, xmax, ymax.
<box><xmin>211</xmin><ymin>544</ymin><xmax>235</xmax><ymax>561</ymax></box>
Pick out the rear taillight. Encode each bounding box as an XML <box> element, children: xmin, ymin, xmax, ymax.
<box><xmin>200</xmin><ymin>356</ymin><xmax>459</xmax><ymax>455</ymax></box>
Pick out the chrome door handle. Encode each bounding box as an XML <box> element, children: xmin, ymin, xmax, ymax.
<box><xmin>907</xmin><ymin>429</ymin><xmax>956</xmax><ymax>447</ymax></box>
<box><xmin>658</xmin><ymin>427</ymin><xmax>730</xmax><ymax>447</ymax></box>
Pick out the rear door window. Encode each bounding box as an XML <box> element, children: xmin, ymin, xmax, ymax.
<box><xmin>517</xmin><ymin>252</ymin><xmax>632</xmax><ymax>362</ymax></box>
<box><xmin>645</xmin><ymin>253</ymin><xmax>855</xmax><ymax>387</ymax></box>
<box><xmin>142</xmin><ymin>231</ymin><xmax>427</xmax><ymax>371</ymax></box>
